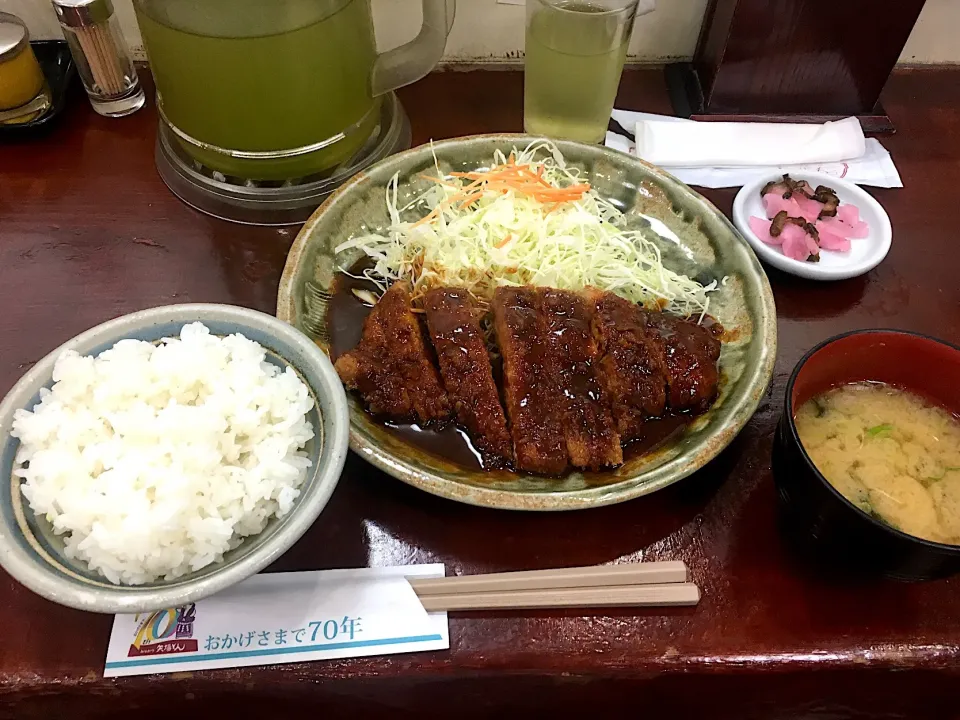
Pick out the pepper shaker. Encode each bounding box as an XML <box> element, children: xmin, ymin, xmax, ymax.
<box><xmin>52</xmin><ymin>0</ymin><xmax>144</xmax><ymax>117</ymax></box>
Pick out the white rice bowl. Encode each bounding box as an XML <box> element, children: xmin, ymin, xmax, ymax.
<box><xmin>10</xmin><ymin>322</ymin><xmax>315</xmax><ymax>586</ymax></box>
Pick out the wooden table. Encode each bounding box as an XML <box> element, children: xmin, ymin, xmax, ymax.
<box><xmin>1</xmin><ymin>68</ymin><xmax>959</xmax><ymax>719</ymax></box>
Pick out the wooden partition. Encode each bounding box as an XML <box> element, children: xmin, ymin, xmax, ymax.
<box><xmin>667</xmin><ymin>0</ymin><xmax>927</xmax><ymax>132</ymax></box>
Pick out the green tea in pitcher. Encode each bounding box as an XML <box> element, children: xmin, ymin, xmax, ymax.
<box><xmin>135</xmin><ymin>0</ymin><xmax>380</xmax><ymax>179</ymax></box>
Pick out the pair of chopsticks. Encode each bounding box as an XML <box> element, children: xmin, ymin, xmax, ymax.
<box><xmin>408</xmin><ymin>562</ymin><xmax>699</xmax><ymax>612</ymax></box>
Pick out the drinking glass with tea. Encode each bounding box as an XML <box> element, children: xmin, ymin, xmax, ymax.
<box><xmin>524</xmin><ymin>0</ymin><xmax>641</xmax><ymax>144</ymax></box>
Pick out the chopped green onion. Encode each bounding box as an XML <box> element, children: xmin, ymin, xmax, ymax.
<box><xmin>867</xmin><ymin>423</ymin><xmax>894</xmax><ymax>437</ymax></box>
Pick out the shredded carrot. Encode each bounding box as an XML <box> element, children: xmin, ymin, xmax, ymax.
<box><xmin>451</xmin><ymin>168</ymin><xmax>526</xmax><ymax>182</ymax></box>
<box><xmin>418</xmin><ymin>173</ymin><xmax>460</xmax><ymax>189</ymax></box>
<box><xmin>447</xmin><ymin>161</ymin><xmax>590</xmax><ymax>203</ymax></box>
<box><xmin>411</xmin><ymin>206</ymin><xmax>441</xmax><ymax>228</ymax></box>
<box><xmin>495</xmin><ymin>233</ymin><xmax>514</xmax><ymax>249</ymax></box>
<box><xmin>456</xmin><ymin>190</ymin><xmax>484</xmax><ymax>207</ymax></box>
<box><xmin>410</xmin><ymin>159</ymin><xmax>591</xmax><ymax>230</ymax></box>
<box><xmin>523</xmin><ymin>168</ymin><xmax>553</xmax><ymax>188</ymax></box>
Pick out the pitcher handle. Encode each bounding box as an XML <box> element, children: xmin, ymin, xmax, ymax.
<box><xmin>371</xmin><ymin>0</ymin><xmax>455</xmax><ymax>97</ymax></box>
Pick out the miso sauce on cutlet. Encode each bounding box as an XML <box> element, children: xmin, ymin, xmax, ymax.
<box><xmin>384</xmin><ymin>422</ymin><xmax>488</xmax><ymax>471</ymax></box>
<box><xmin>383</xmin><ymin>410</ymin><xmax>693</xmax><ymax>480</ymax></box>
<box><xmin>329</xmin><ymin>262</ymin><xmax>493</xmax><ymax>472</ymax></box>
<box><xmin>329</xmin><ymin>264</ymin><xmax>700</xmax><ymax>477</ymax></box>
<box><xmin>582</xmin><ymin>414</ymin><xmax>692</xmax><ymax>485</ymax></box>
<box><xmin>328</xmin><ymin>260</ymin><xmax>381</xmax><ymax>362</ymax></box>
<box><xmin>622</xmin><ymin>414</ymin><xmax>691</xmax><ymax>457</ymax></box>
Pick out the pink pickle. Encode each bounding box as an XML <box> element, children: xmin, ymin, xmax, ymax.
<box><xmin>793</xmin><ymin>194</ymin><xmax>824</xmax><ymax>222</ymax></box>
<box><xmin>762</xmin><ymin>193</ymin><xmax>803</xmax><ymax>220</ymax></box>
<box><xmin>748</xmin><ymin>216</ymin><xmax>782</xmax><ymax>245</ymax></box>
<box><xmin>836</xmin><ymin>204</ymin><xmax>860</xmax><ymax>225</ymax></box>
<box><xmin>818</xmin><ymin>215</ymin><xmax>869</xmax><ymax>240</ymax></box>
<box><xmin>817</xmin><ymin>226</ymin><xmax>851</xmax><ymax>252</ymax></box>
<box><xmin>780</xmin><ymin>224</ymin><xmax>815</xmax><ymax>261</ymax></box>
<box><xmin>846</xmin><ymin>220</ymin><xmax>870</xmax><ymax>239</ymax></box>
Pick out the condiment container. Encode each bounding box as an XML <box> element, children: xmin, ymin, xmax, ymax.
<box><xmin>52</xmin><ymin>0</ymin><xmax>144</xmax><ymax>117</ymax></box>
<box><xmin>0</xmin><ymin>12</ymin><xmax>52</xmax><ymax>125</ymax></box>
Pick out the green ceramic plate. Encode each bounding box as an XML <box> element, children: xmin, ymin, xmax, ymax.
<box><xmin>277</xmin><ymin>134</ymin><xmax>777</xmax><ymax>511</ymax></box>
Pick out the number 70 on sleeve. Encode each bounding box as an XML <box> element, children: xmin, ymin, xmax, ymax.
<box><xmin>308</xmin><ymin>615</ymin><xmax>362</xmax><ymax>642</ymax></box>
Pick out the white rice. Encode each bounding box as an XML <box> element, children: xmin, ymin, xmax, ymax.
<box><xmin>11</xmin><ymin>322</ymin><xmax>315</xmax><ymax>586</ymax></box>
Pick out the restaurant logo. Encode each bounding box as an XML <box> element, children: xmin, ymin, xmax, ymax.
<box><xmin>128</xmin><ymin>604</ymin><xmax>199</xmax><ymax>657</ymax></box>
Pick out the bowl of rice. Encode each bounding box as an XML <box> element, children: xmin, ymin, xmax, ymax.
<box><xmin>0</xmin><ymin>304</ymin><xmax>349</xmax><ymax>613</ymax></box>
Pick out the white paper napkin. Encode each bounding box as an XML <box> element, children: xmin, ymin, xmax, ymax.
<box><xmin>606</xmin><ymin>110</ymin><xmax>902</xmax><ymax>189</ymax></box>
<box><xmin>634</xmin><ymin>116</ymin><xmax>865</xmax><ymax>167</ymax></box>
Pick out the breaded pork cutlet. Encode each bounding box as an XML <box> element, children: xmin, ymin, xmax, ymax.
<box><xmin>423</xmin><ymin>288</ymin><xmax>513</xmax><ymax>465</ymax></box>
<box><xmin>540</xmin><ymin>289</ymin><xmax>622</xmax><ymax>469</ymax></box>
<box><xmin>587</xmin><ymin>289</ymin><xmax>669</xmax><ymax>441</ymax></box>
<box><xmin>648</xmin><ymin>313</ymin><xmax>723</xmax><ymax>412</ymax></box>
<box><xmin>492</xmin><ymin>287</ymin><xmax>567</xmax><ymax>475</ymax></box>
<box><xmin>334</xmin><ymin>282</ymin><xmax>450</xmax><ymax>423</ymax></box>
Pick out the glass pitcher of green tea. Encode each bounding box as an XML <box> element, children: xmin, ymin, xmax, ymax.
<box><xmin>134</xmin><ymin>0</ymin><xmax>455</xmax><ymax>180</ymax></box>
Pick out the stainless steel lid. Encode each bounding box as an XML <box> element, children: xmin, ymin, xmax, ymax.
<box><xmin>0</xmin><ymin>12</ymin><xmax>29</xmax><ymax>63</ymax></box>
<box><xmin>53</xmin><ymin>0</ymin><xmax>114</xmax><ymax>28</ymax></box>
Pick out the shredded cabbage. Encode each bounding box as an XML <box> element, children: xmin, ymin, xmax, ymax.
<box><xmin>335</xmin><ymin>140</ymin><xmax>715</xmax><ymax>317</ymax></box>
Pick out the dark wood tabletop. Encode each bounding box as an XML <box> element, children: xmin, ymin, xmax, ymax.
<box><xmin>1</xmin><ymin>68</ymin><xmax>959</xmax><ymax>720</ymax></box>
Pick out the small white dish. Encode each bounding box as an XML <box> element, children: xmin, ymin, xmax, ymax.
<box><xmin>732</xmin><ymin>172</ymin><xmax>892</xmax><ymax>281</ymax></box>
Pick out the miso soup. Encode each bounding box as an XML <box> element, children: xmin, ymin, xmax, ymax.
<box><xmin>795</xmin><ymin>382</ymin><xmax>960</xmax><ymax>544</ymax></box>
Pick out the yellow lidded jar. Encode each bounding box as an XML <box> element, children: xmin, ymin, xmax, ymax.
<box><xmin>0</xmin><ymin>12</ymin><xmax>51</xmax><ymax>123</ymax></box>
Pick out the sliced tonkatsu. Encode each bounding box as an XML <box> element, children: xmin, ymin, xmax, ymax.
<box><xmin>649</xmin><ymin>313</ymin><xmax>723</xmax><ymax>412</ymax></box>
<box><xmin>492</xmin><ymin>286</ymin><xmax>568</xmax><ymax>475</ymax></box>
<box><xmin>587</xmin><ymin>289</ymin><xmax>669</xmax><ymax>441</ymax></box>
<box><xmin>423</xmin><ymin>288</ymin><xmax>513</xmax><ymax>465</ymax></box>
<box><xmin>335</xmin><ymin>280</ymin><xmax>725</xmax><ymax>476</ymax></box>
<box><xmin>334</xmin><ymin>282</ymin><xmax>451</xmax><ymax>423</ymax></box>
<box><xmin>540</xmin><ymin>289</ymin><xmax>622</xmax><ymax>469</ymax></box>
